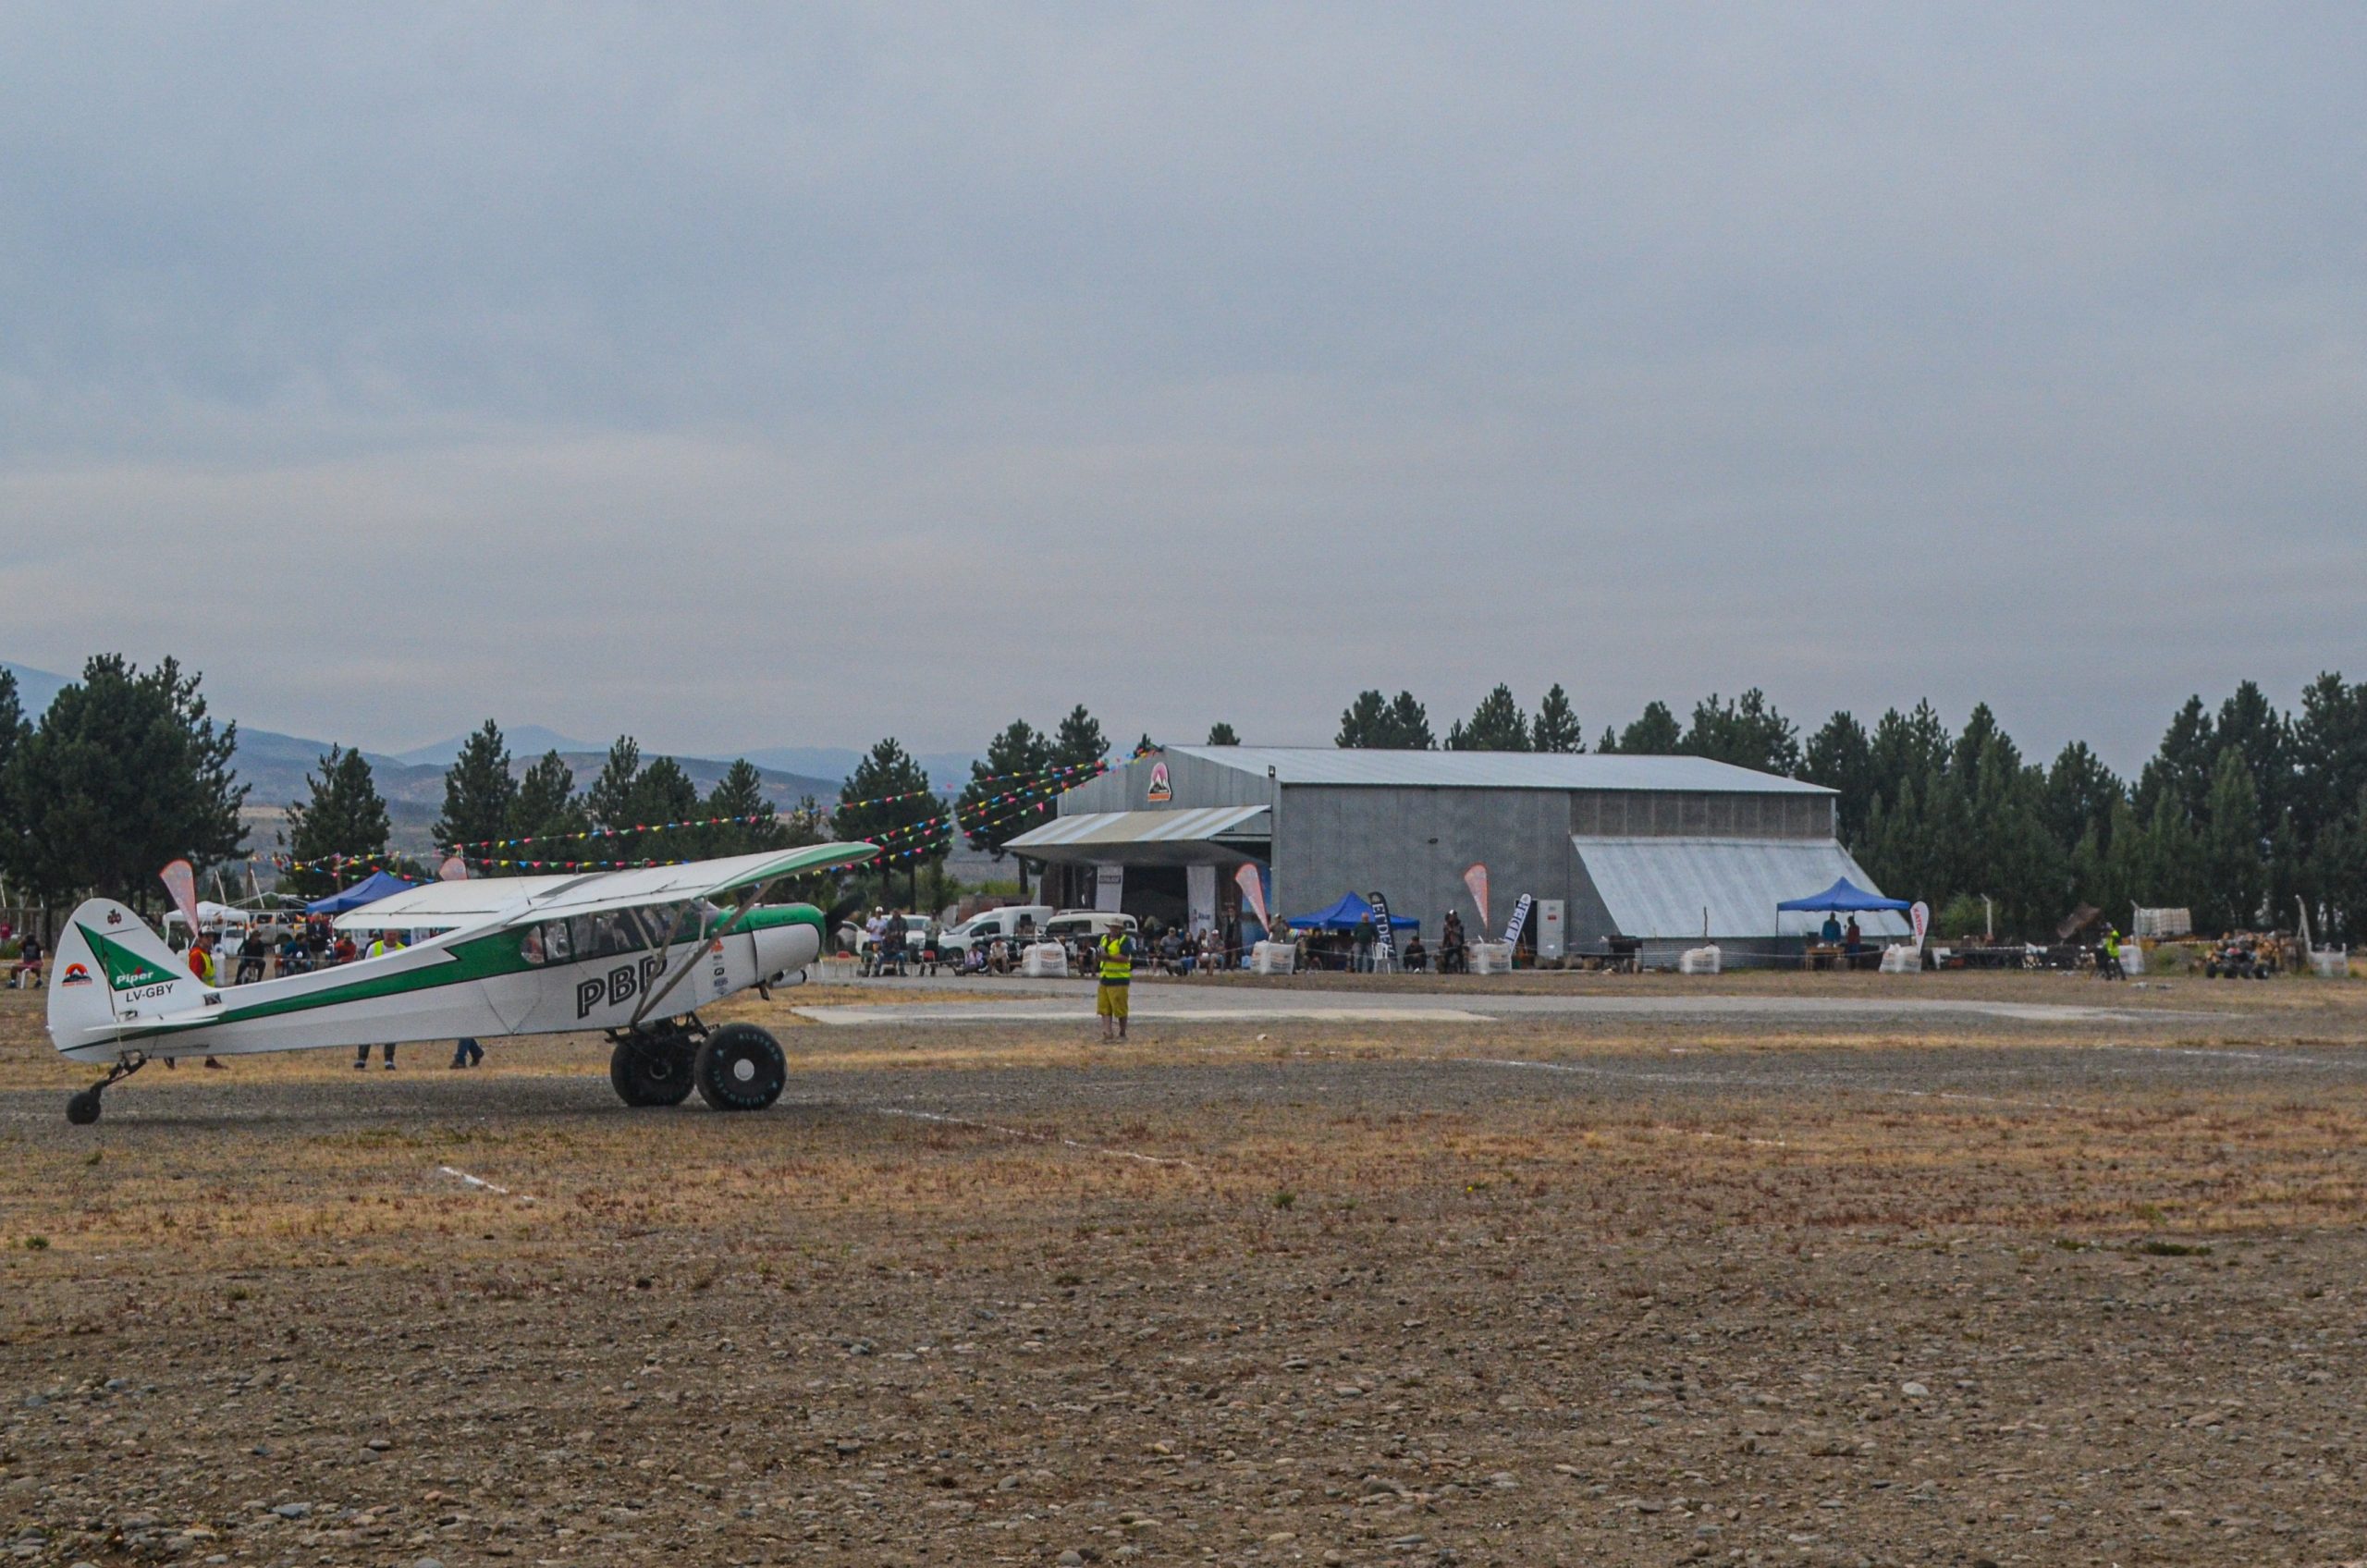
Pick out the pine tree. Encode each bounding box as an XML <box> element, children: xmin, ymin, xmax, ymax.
<box><xmin>1613</xmin><ymin>701</ymin><xmax>1682</xmax><ymax>754</ymax></box>
<box><xmin>2042</xmin><ymin>742</ymin><xmax>2122</xmax><ymax>858</ymax></box>
<box><xmin>1336</xmin><ymin>690</ymin><xmax>1389</xmax><ymax>748</ymax></box>
<box><xmin>1051</xmin><ymin>705</ymin><xmax>1109</xmax><ymax>771</ymax></box>
<box><xmin>0</xmin><ymin>668</ymin><xmax>25</xmax><ymax>894</ymax></box>
<box><xmin>7</xmin><ymin>655</ymin><xmax>249</xmax><ymax>907</ymax></box>
<box><xmin>1383</xmin><ymin>692</ymin><xmax>1434</xmax><ymax>749</ymax></box>
<box><xmin>1803</xmin><ymin>711</ymin><xmax>1875</xmax><ymax>841</ymax></box>
<box><xmin>433</xmin><ymin>720</ymin><xmax>517</xmax><ymax>851</ymax></box>
<box><xmin>1445</xmin><ymin>685</ymin><xmax>1529</xmax><ymax>751</ymax></box>
<box><xmin>1681</xmin><ymin>690</ymin><xmax>1799</xmax><ymax>775</ymax></box>
<box><xmin>284</xmin><ymin>746</ymin><xmax>389</xmax><ymax>895</ymax></box>
<box><xmin>702</xmin><ymin>758</ymin><xmax>798</xmax><ymax>858</ymax></box>
<box><xmin>1206</xmin><ymin>721</ymin><xmax>1239</xmax><ymax>745</ymax></box>
<box><xmin>2135</xmin><ymin>695</ymin><xmax>2216</xmax><ymax>826</ymax></box>
<box><xmin>585</xmin><ymin>737</ymin><xmax>644</xmax><ymax>829</ymax></box>
<box><xmin>1529</xmin><ymin>684</ymin><xmax>1584</xmax><ymax>753</ymax></box>
<box><xmin>2201</xmin><ymin>745</ymin><xmax>2265</xmax><ymax>933</ymax></box>
<box><xmin>838</xmin><ymin>739</ymin><xmax>942</xmax><ymax>904</ymax></box>
<box><xmin>961</xmin><ymin>720</ymin><xmax>1054</xmax><ymax>884</ymax></box>
<box><xmin>508</xmin><ymin>751</ymin><xmax>590</xmax><ymax>858</ymax></box>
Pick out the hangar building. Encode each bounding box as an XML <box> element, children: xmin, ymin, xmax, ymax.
<box><xmin>1005</xmin><ymin>745</ymin><xmax>1907</xmax><ymax>965</ymax></box>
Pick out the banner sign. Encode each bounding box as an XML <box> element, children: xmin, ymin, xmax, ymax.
<box><xmin>159</xmin><ymin>860</ymin><xmax>200</xmax><ymax>934</ymax></box>
<box><xmin>1367</xmin><ymin>891</ymin><xmax>1397</xmax><ymax>962</ymax></box>
<box><xmin>1147</xmin><ymin>757</ymin><xmax>1172</xmax><ymax>802</ymax></box>
<box><xmin>1463</xmin><ymin>864</ymin><xmax>1490</xmax><ymax>929</ymax></box>
<box><xmin>1094</xmin><ymin>863</ymin><xmax>1126</xmax><ymax>913</ymax></box>
<box><xmin>1909</xmin><ymin>900</ymin><xmax>1931</xmax><ymax>949</ymax></box>
<box><xmin>1234</xmin><ymin>864</ymin><xmax>1270</xmax><ymax>931</ymax></box>
<box><xmin>1502</xmin><ymin>891</ymin><xmax>1536</xmax><ymax>949</ymax></box>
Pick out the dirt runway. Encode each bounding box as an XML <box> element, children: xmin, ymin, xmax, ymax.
<box><xmin>4</xmin><ymin>976</ymin><xmax>2366</xmax><ymax>1566</ymax></box>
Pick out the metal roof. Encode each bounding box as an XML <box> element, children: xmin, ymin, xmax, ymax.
<box><xmin>1165</xmin><ymin>746</ymin><xmax>1831</xmax><ymax>794</ymax></box>
<box><xmin>1571</xmin><ymin>835</ymin><xmax>1911</xmax><ymax>941</ymax></box>
<box><xmin>1007</xmin><ymin>805</ymin><xmax>1270</xmax><ymax>856</ymax></box>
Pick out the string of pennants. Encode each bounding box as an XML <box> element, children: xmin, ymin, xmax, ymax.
<box><xmin>272</xmin><ymin>750</ymin><xmax>1149</xmax><ymax>877</ymax></box>
<box><xmin>425</xmin><ymin>753</ymin><xmax>1130</xmax><ymax>855</ymax></box>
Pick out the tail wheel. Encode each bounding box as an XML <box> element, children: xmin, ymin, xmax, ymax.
<box><xmin>609</xmin><ymin>1033</ymin><xmax>696</xmax><ymax>1108</ymax></box>
<box><xmin>693</xmin><ymin>1023</ymin><xmax>786</xmax><ymax>1111</ymax></box>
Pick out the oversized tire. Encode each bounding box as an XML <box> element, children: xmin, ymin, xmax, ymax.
<box><xmin>66</xmin><ymin>1089</ymin><xmax>102</xmax><ymax>1125</ymax></box>
<box><xmin>693</xmin><ymin>1023</ymin><xmax>787</xmax><ymax>1112</ymax></box>
<box><xmin>609</xmin><ymin>1033</ymin><xmax>696</xmax><ymax>1108</ymax></box>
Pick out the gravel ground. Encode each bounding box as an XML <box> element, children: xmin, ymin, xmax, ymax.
<box><xmin>4</xmin><ymin>981</ymin><xmax>2367</xmax><ymax>1566</ymax></box>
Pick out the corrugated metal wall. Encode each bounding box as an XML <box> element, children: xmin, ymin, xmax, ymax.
<box><xmin>1274</xmin><ymin>785</ymin><xmax>1577</xmax><ymax>941</ymax></box>
<box><xmin>1060</xmin><ymin>751</ymin><xmax>1280</xmax><ymax>815</ymax></box>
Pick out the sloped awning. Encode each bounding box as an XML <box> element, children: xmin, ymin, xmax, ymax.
<box><xmin>1572</xmin><ymin>836</ymin><xmax>1912</xmax><ymax>942</ymax></box>
<box><xmin>1005</xmin><ymin>806</ymin><xmax>1271</xmax><ymax>865</ymax></box>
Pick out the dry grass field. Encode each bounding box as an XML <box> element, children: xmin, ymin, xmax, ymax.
<box><xmin>5</xmin><ymin>974</ymin><xmax>2367</xmax><ymax>1566</ymax></box>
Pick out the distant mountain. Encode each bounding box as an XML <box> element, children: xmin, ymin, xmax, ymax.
<box><xmin>0</xmin><ymin>661</ymin><xmax>69</xmax><ymax>714</ymax></box>
<box><xmin>391</xmin><ymin>724</ymin><xmax>603</xmax><ymax>767</ymax></box>
<box><xmin>742</xmin><ymin>746</ymin><xmax>980</xmax><ymax>789</ymax></box>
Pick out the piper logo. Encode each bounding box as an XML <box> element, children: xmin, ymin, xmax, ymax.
<box><xmin>60</xmin><ymin>962</ymin><xmax>92</xmax><ymax>987</ymax></box>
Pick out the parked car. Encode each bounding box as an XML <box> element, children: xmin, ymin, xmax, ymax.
<box><xmin>937</xmin><ymin>904</ymin><xmax>1055</xmax><ymax>963</ymax></box>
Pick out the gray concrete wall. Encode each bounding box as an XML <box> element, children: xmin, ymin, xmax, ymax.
<box><xmin>1273</xmin><ymin>785</ymin><xmax>1576</xmax><ymax>940</ymax></box>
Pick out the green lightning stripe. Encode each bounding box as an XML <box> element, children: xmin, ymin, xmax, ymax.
<box><xmin>109</xmin><ymin>906</ymin><xmax>824</xmax><ymax>1040</ymax></box>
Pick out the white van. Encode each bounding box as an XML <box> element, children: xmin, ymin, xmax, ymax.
<box><xmin>1043</xmin><ymin>910</ymin><xmax>1140</xmax><ymax>945</ymax></box>
<box><xmin>938</xmin><ymin>904</ymin><xmax>1055</xmax><ymax>962</ymax></box>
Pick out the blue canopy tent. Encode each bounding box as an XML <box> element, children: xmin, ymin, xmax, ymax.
<box><xmin>305</xmin><ymin>869</ymin><xmax>422</xmax><ymax>916</ymax></box>
<box><xmin>1775</xmin><ymin>877</ymin><xmax>1911</xmax><ymax>915</ymax></box>
<box><xmin>1282</xmin><ymin>892</ymin><xmax>1421</xmax><ymax>931</ymax></box>
<box><xmin>1775</xmin><ymin>876</ymin><xmax>1914</xmax><ymax>958</ymax></box>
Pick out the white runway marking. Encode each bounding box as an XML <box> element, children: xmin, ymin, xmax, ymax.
<box><xmin>437</xmin><ymin>1164</ymin><xmax>532</xmax><ymax>1200</ymax></box>
<box><xmin>864</xmin><ymin>1105</ymin><xmax>1203</xmax><ymax>1170</ymax></box>
<box><xmin>797</xmin><ymin>1004</ymin><xmax>1493</xmax><ymax>1026</ymax></box>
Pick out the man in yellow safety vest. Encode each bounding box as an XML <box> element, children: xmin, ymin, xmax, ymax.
<box><xmin>1097</xmin><ymin>925</ymin><xmax>1138</xmax><ymax>1042</ymax></box>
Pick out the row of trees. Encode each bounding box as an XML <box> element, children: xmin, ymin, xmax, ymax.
<box><xmin>1330</xmin><ymin>679</ymin><xmax>2367</xmax><ymax>941</ymax></box>
<box><xmin>279</xmin><ymin>723</ymin><xmax>815</xmax><ymax>896</ymax></box>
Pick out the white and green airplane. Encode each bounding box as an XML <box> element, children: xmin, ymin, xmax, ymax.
<box><xmin>45</xmin><ymin>842</ymin><xmax>877</xmax><ymax>1125</ymax></box>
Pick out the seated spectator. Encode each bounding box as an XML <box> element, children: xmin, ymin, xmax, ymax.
<box><xmin>1402</xmin><ymin>934</ymin><xmax>1428</xmax><ymax>973</ymax></box>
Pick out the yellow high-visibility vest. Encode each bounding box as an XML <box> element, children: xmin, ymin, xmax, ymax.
<box><xmin>1098</xmin><ymin>933</ymin><xmax>1133</xmax><ymax>983</ymax></box>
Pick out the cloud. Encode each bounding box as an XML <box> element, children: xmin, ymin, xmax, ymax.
<box><xmin>3</xmin><ymin>4</ymin><xmax>2362</xmax><ymax>769</ymax></box>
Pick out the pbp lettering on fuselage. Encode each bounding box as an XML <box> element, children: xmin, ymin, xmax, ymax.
<box><xmin>576</xmin><ymin>953</ymin><xmax>669</xmax><ymax>1019</ymax></box>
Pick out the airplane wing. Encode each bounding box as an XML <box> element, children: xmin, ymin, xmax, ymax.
<box><xmin>481</xmin><ymin>842</ymin><xmax>879</xmax><ymax>928</ymax></box>
<box><xmin>331</xmin><ymin>876</ymin><xmax>580</xmax><ymax>933</ymax></box>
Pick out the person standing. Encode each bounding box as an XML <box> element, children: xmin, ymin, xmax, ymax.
<box><xmin>2099</xmin><ymin>925</ymin><xmax>2126</xmax><ymax>981</ymax></box>
<box><xmin>1352</xmin><ymin>914</ymin><xmax>1376</xmax><ymax>974</ymax></box>
<box><xmin>1096</xmin><ymin>924</ymin><xmax>1137</xmax><ymax>1043</ymax></box>
<box><xmin>450</xmin><ymin>1035</ymin><xmax>484</xmax><ymax>1068</ymax></box>
<box><xmin>357</xmin><ymin>931</ymin><xmax>401</xmax><ymax>1068</ymax></box>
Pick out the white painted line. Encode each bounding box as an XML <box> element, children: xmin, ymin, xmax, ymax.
<box><xmin>437</xmin><ymin>1164</ymin><xmax>533</xmax><ymax>1201</ymax></box>
<box><xmin>865</xmin><ymin>1106</ymin><xmax>1202</xmax><ymax>1170</ymax></box>
<box><xmin>795</xmin><ymin>1004</ymin><xmax>1493</xmax><ymax>1026</ymax></box>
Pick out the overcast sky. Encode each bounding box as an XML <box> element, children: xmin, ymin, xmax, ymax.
<box><xmin>3</xmin><ymin>4</ymin><xmax>2361</xmax><ymax>774</ymax></box>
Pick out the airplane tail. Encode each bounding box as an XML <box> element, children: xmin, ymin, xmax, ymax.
<box><xmin>46</xmin><ymin>900</ymin><xmax>209</xmax><ymax>1050</ymax></box>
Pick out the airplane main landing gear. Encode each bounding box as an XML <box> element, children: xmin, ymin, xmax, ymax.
<box><xmin>693</xmin><ymin>1023</ymin><xmax>787</xmax><ymax>1112</ymax></box>
<box><xmin>66</xmin><ymin>1054</ymin><xmax>147</xmax><ymax>1125</ymax></box>
<box><xmin>609</xmin><ymin>1023</ymin><xmax>699</xmax><ymax>1108</ymax></box>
